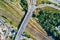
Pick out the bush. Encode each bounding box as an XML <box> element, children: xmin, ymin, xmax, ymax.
<box><xmin>20</xmin><ymin>0</ymin><xmax>28</xmax><ymax>13</ymax></box>
<box><xmin>37</xmin><ymin>10</ymin><xmax>60</xmax><ymax>40</ymax></box>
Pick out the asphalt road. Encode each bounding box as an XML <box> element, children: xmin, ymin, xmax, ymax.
<box><xmin>15</xmin><ymin>0</ymin><xmax>36</xmax><ymax>40</ymax></box>
<box><xmin>15</xmin><ymin>0</ymin><xmax>60</xmax><ymax>40</ymax></box>
<box><xmin>3</xmin><ymin>23</ymin><xmax>12</xmax><ymax>40</ymax></box>
<box><xmin>37</xmin><ymin>4</ymin><xmax>60</xmax><ymax>10</ymax></box>
<box><xmin>49</xmin><ymin>0</ymin><xmax>60</xmax><ymax>5</ymax></box>
<box><xmin>0</xmin><ymin>18</ymin><xmax>12</xmax><ymax>40</ymax></box>
<box><xmin>2</xmin><ymin>0</ymin><xmax>60</xmax><ymax>40</ymax></box>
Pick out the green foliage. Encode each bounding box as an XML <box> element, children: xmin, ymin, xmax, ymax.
<box><xmin>20</xmin><ymin>0</ymin><xmax>28</xmax><ymax>13</ymax></box>
<box><xmin>1</xmin><ymin>16</ymin><xmax>7</xmax><ymax>19</ymax></box>
<box><xmin>10</xmin><ymin>21</ymin><xmax>13</xmax><ymax>24</ymax></box>
<box><xmin>37</xmin><ymin>10</ymin><xmax>60</xmax><ymax>40</ymax></box>
<box><xmin>0</xmin><ymin>0</ymin><xmax>2</xmax><ymax>1</ymax></box>
<box><xmin>23</xmin><ymin>32</ymin><xmax>30</xmax><ymax>38</ymax></box>
<box><xmin>10</xmin><ymin>0</ymin><xmax>14</xmax><ymax>2</ymax></box>
<box><xmin>32</xmin><ymin>14</ymin><xmax>36</xmax><ymax>17</ymax></box>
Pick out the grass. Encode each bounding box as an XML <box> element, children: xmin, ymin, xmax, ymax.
<box><xmin>0</xmin><ymin>1</ymin><xmax>21</xmax><ymax>40</ymax></box>
<box><xmin>0</xmin><ymin>1</ymin><xmax>21</xmax><ymax>27</ymax></box>
<box><xmin>33</xmin><ymin>5</ymin><xmax>60</xmax><ymax>39</ymax></box>
<box><xmin>2</xmin><ymin>2</ymin><xmax>21</xmax><ymax>19</ymax></box>
<box><xmin>24</xmin><ymin>30</ymin><xmax>37</xmax><ymax>40</ymax></box>
<box><xmin>34</xmin><ymin>5</ymin><xmax>60</xmax><ymax>40</ymax></box>
<box><xmin>36</xmin><ymin>0</ymin><xmax>49</xmax><ymax>5</ymax></box>
<box><xmin>34</xmin><ymin>6</ymin><xmax>60</xmax><ymax>16</ymax></box>
<box><xmin>5</xmin><ymin>0</ymin><xmax>21</xmax><ymax>9</ymax></box>
<box><xmin>0</xmin><ymin>0</ymin><xmax>50</xmax><ymax>40</ymax></box>
<box><xmin>41</xmin><ymin>6</ymin><xmax>60</xmax><ymax>12</ymax></box>
<box><xmin>36</xmin><ymin>0</ymin><xmax>60</xmax><ymax>8</ymax></box>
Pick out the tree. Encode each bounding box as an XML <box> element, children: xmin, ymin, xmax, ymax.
<box><xmin>20</xmin><ymin>0</ymin><xmax>28</xmax><ymax>13</ymax></box>
<box><xmin>37</xmin><ymin>10</ymin><xmax>60</xmax><ymax>40</ymax></box>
